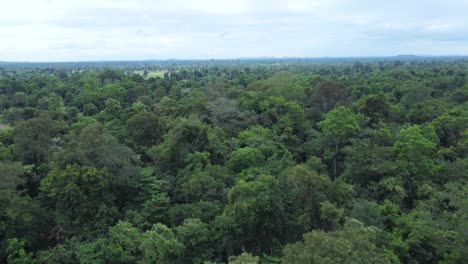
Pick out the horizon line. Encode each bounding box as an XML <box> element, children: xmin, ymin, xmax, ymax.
<box><xmin>1</xmin><ymin>54</ymin><xmax>468</xmax><ymax>64</ymax></box>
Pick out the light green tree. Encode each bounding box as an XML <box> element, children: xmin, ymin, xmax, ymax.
<box><xmin>318</xmin><ymin>106</ymin><xmax>360</xmax><ymax>179</ymax></box>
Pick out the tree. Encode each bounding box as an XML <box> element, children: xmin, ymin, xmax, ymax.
<box><xmin>217</xmin><ymin>175</ymin><xmax>287</xmax><ymax>256</ymax></box>
<box><xmin>282</xmin><ymin>227</ymin><xmax>392</xmax><ymax>264</ymax></box>
<box><xmin>401</xmin><ymin>83</ymin><xmax>433</xmax><ymax>107</ymax></box>
<box><xmin>393</xmin><ymin>125</ymin><xmax>440</xmax><ymax>207</ymax></box>
<box><xmin>308</xmin><ymin>80</ymin><xmax>349</xmax><ymax>114</ymax></box>
<box><xmin>126</xmin><ymin>111</ymin><xmax>160</xmax><ymax>147</ymax></box>
<box><xmin>205</xmin><ymin>97</ymin><xmax>257</xmax><ymax>136</ymax></box>
<box><xmin>343</xmin><ymin>139</ymin><xmax>395</xmax><ymax>186</ymax></box>
<box><xmin>129</xmin><ymin>168</ymin><xmax>170</xmax><ymax>225</ymax></box>
<box><xmin>259</xmin><ymin>96</ymin><xmax>310</xmax><ymax>159</ymax></box>
<box><xmin>148</xmin><ymin>116</ymin><xmax>227</xmax><ymax>173</ymax></box>
<box><xmin>285</xmin><ymin>164</ymin><xmax>331</xmax><ymax>232</ymax></box>
<box><xmin>77</xmin><ymin>221</ymin><xmax>142</xmax><ymax>264</ymax></box>
<box><xmin>359</xmin><ymin>94</ymin><xmax>392</xmax><ymax>125</ymax></box>
<box><xmin>232</xmin><ymin>125</ymin><xmax>294</xmax><ymax>178</ymax></box>
<box><xmin>55</xmin><ymin>123</ymin><xmax>139</xmax><ymax>211</ymax></box>
<box><xmin>228</xmin><ymin>252</ymin><xmax>259</xmax><ymax>264</ymax></box>
<box><xmin>97</xmin><ymin>98</ymin><xmax>122</xmax><ymax>122</ymax></box>
<box><xmin>77</xmin><ymin>221</ymin><xmax>184</xmax><ymax>264</ymax></box>
<box><xmin>318</xmin><ymin>106</ymin><xmax>360</xmax><ymax>179</ymax></box>
<box><xmin>395</xmin><ymin>202</ymin><xmax>465</xmax><ymax>264</ymax></box>
<box><xmin>265</xmin><ymin>71</ymin><xmax>305</xmax><ymax>103</ymax></box>
<box><xmin>228</xmin><ymin>147</ymin><xmax>265</xmax><ymax>174</ymax></box>
<box><xmin>175</xmin><ymin>152</ymin><xmax>231</xmax><ymax>203</ymax></box>
<box><xmin>40</xmin><ymin>165</ymin><xmax>118</xmax><ymax>238</ymax></box>
<box><xmin>350</xmin><ymin>200</ymin><xmax>385</xmax><ymax>229</ymax></box>
<box><xmin>175</xmin><ymin>218</ymin><xmax>213</xmax><ymax>263</ymax></box>
<box><xmin>140</xmin><ymin>223</ymin><xmax>184</xmax><ymax>264</ymax></box>
<box><xmin>36</xmin><ymin>244</ymin><xmax>78</xmax><ymax>264</ymax></box>
<box><xmin>319</xmin><ymin>201</ymin><xmax>344</xmax><ymax>231</ymax></box>
<box><xmin>6</xmin><ymin>238</ymin><xmax>34</xmax><ymax>264</ymax></box>
<box><xmin>98</xmin><ymin>68</ymin><xmax>123</xmax><ymax>84</ymax></box>
<box><xmin>83</xmin><ymin>103</ymin><xmax>98</xmax><ymax>116</ymax></box>
<box><xmin>432</xmin><ymin>106</ymin><xmax>467</xmax><ymax>147</ymax></box>
<box><xmin>13</xmin><ymin>116</ymin><xmax>55</xmax><ymax>164</ymax></box>
<box><xmin>0</xmin><ymin>163</ymin><xmax>49</xmax><ymax>256</ymax></box>
<box><xmin>408</xmin><ymin>99</ymin><xmax>446</xmax><ymax>124</ymax></box>
<box><xmin>393</xmin><ymin>125</ymin><xmax>439</xmax><ymax>178</ymax></box>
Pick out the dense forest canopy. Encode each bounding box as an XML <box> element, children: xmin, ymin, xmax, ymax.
<box><xmin>0</xmin><ymin>58</ymin><xmax>467</xmax><ymax>263</ymax></box>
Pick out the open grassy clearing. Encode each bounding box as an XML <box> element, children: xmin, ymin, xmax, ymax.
<box><xmin>133</xmin><ymin>70</ymin><xmax>167</xmax><ymax>79</ymax></box>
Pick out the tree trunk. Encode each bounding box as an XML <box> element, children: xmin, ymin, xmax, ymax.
<box><xmin>334</xmin><ymin>143</ymin><xmax>338</xmax><ymax>180</ymax></box>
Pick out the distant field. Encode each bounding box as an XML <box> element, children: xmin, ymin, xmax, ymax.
<box><xmin>134</xmin><ymin>70</ymin><xmax>167</xmax><ymax>79</ymax></box>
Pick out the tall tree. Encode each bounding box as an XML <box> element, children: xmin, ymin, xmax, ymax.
<box><xmin>318</xmin><ymin>106</ymin><xmax>360</xmax><ymax>179</ymax></box>
<box><xmin>13</xmin><ymin>116</ymin><xmax>55</xmax><ymax>165</ymax></box>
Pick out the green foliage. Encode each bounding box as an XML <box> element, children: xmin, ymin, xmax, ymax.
<box><xmin>36</xmin><ymin>244</ymin><xmax>78</xmax><ymax>264</ymax></box>
<box><xmin>55</xmin><ymin>123</ymin><xmax>139</xmax><ymax>210</ymax></box>
<box><xmin>318</xmin><ymin>106</ymin><xmax>360</xmax><ymax>145</ymax></box>
<box><xmin>308</xmin><ymin>80</ymin><xmax>349</xmax><ymax>114</ymax></box>
<box><xmin>0</xmin><ymin>61</ymin><xmax>466</xmax><ymax>264</ymax></box>
<box><xmin>432</xmin><ymin>106</ymin><xmax>468</xmax><ymax>147</ymax></box>
<box><xmin>265</xmin><ymin>71</ymin><xmax>301</xmax><ymax>98</ymax></box>
<box><xmin>77</xmin><ymin>221</ymin><xmax>184</xmax><ymax>264</ymax></box>
<box><xmin>351</xmin><ymin>200</ymin><xmax>385</xmax><ymax>229</ymax></box>
<box><xmin>228</xmin><ymin>147</ymin><xmax>264</xmax><ymax>173</ymax></box>
<box><xmin>228</xmin><ymin>252</ymin><xmax>259</xmax><ymax>264</ymax></box>
<box><xmin>0</xmin><ymin>163</ymin><xmax>49</xmax><ymax>258</ymax></box>
<box><xmin>319</xmin><ymin>201</ymin><xmax>345</xmax><ymax>231</ymax></box>
<box><xmin>98</xmin><ymin>98</ymin><xmax>122</xmax><ymax>122</ymax></box>
<box><xmin>394</xmin><ymin>125</ymin><xmax>440</xmax><ymax>178</ymax></box>
<box><xmin>359</xmin><ymin>93</ymin><xmax>392</xmax><ymax>125</ymax></box>
<box><xmin>6</xmin><ymin>238</ymin><xmax>34</xmax><ymax>264</ymax></box>
<box><xmin>343</xmin><ymin>139</ymin><xmax>395</xmax><ymax>186</ymax></box>
<box><xmin>40</xmin><ymin>165</ymin><xmax>118</xmax><ymax>238</ymax></box>
<box><xmin>318</xmin><ymin>106</ymin><xmax>360</xmax><ymax>178</ymax></box>
<box><xmin>138</xmin><ymin>175</ymin><xmax>170</xmax><ymax>224</ymax></box>
<box><xmin>126</xmin><ymin>111</ymin><xmax>160</xmax><ymax>147</ymax></box>
<box><xmin>149</xmin><ymin>116</ymin><xmax>227</xmax><ymax>172</ymax></box>
<box><xmin>285</xmin><ymin>164</ymin><xmax>331</xmax><ymax>231</ymax></box>
<box><xmin>205</xmin><ymin>97</ymin><xmax>257</xmax><ymax>136</ymax></box>
<box><xmin>282</xmin><ymin>227</ymin><xmax>393</xmax><ymax>264</ymax></box>
<box><xmin>139</xmin><ymin>223</ymin><xmax>185</xmax><ymax>264</ymax></box>
<box><xmin>13</xmin><ymin>116</ymin><xmax>55</xmax><ymax>164</ymax></box>
<box><xmin>175</xmin><ymin>152</ymin><xmax>231</xmax><ymax>203</ymax></box>
<box><xmin>218</xmin><ymin>175</ymin><xmax>287</xmax><ymax>256</ymax></box>
<box><xmin>175</xmin><ymin>218</ymin><xmax>213</xmax><ymax>263</ymax></box>
<box><xmin>232</xmin><ymin>125</ymin><xmax>294</xmax><ymax>177</ymax></box>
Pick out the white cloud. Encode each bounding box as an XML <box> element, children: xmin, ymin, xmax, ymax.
<box><xmin>286</xmin><ymin>0</ymin><xmax>342</xmax><ymax>13</ymax></box>
<box><xmin>0</xmin><ymin>0</ymin><xmax>467</xmax><ymax>61</ymax></box>
<box><xmin>174</xmin><ymin>0</ymin><xmax>251</xmax><ymax>14</ymax></box>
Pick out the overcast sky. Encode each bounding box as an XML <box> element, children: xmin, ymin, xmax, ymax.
<box><xmin>1</xmin><ymin>0</ymin><xmax>467</xmax><ymax>61</ymax></box>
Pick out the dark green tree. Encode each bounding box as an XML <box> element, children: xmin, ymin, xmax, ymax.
<box><xmin>13</xmin><ymin>116</ymin><xmax>55</xmax><ymax>164</ymax></box>
<box><xmin>126</xmin><ymin>111</ymin><xmax>160</xmax><ymax>147</ymax></box>
<box><xmin>40</xmin><ymin>165</ymin><xmax>118</xmax><ymax>238</ymax></box>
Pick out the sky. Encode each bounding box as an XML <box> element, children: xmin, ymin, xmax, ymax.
<box><xmin>1</xmin><ymin>0</ymin><xmax>468</xmax><ymax>61</ymax></box>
